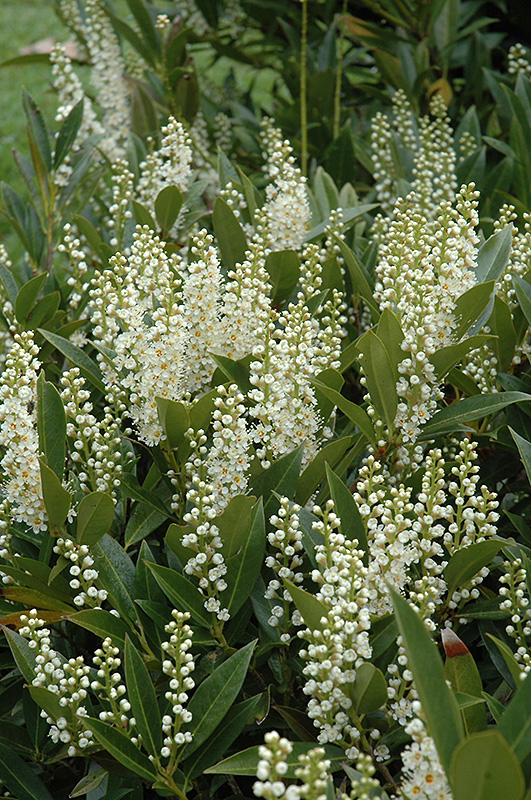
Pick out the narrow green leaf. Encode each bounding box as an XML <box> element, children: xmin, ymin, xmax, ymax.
<box><xmin>475</xmin><ymin>225</ymin><xmax>513</xmax><ymax>284</ymax></box>
<box><xmin>0</xmin><ymin>261</ymin><xmax>19</xmax><ymax>305</ymax></box>
<box><xmin>124</xmin><ymin>636</ymin><xmax>162</xmax><ymax>757</ymax></box>
<box><xmin>444</xmin><ymin>540</ymin><xmax>504</xmax><ymax>599</ymax></box>
<box><xmin>92</xmin><ymin>535</ymin><xmax>136</xmax><ymax>620</ymax></box>
<box><xmin>38</xmin><ymin>329</ymin><xmax>105</xmax><ymax>393</ymax></box>
<box><xmin>356</xmin><ymin>330</ymin><xmax>397</xmax><ymax>431</ymax></box>
<box><xmin>510</xmin><ymin>428</ymin><xmax>531</xmax><ymax>486</ymax></box>
<box><xmin>489</xmin><ymin>296</ymin><xmax>516</xmax><ymax>372</ymax></box>
<box><xmin>224</xmin><ymin>500</ymin><xmax>265</xmax><ymax>614</ymax></box>
<box><xmin>305</xmin><ymin>204</ymin><xmax>378</xmax><ymax>241</ymax></box>
<box><xmin>68</xmin><ymin>609</ymin><xmax>134</xmax><ymax>651</ymax></box>
<box><xmin>216</xmin><ymin>494</ymin><xmax>258</xmax><ymax>558</ymax></box>
<box><xmin>15</xmin><ymin>273</ymin><xmax>47</xmax><ymax>324</ymax></box>
<box><xmin>155</xmin><ymin>185</ymin><xmax>183</xmax><ymax>235</ymax></box>
<box><xmin>442</xmin><ymin>628</ymin><xmax>486</xmax><ymax>733</ymax></box>
<box><xmin>284</xmin><ymin>579</ymin><xmax>328</xmax><ymax>632</ymax></box>
<box><xmin>331</xmin><ymin>235</ymin><xmax>379</xmax><ymax>318</ymax></box>
<box><xmin>351</xmin><ymin>662</ymin><xmax>387</xmax><ymax>714</ymax></box>
<box><xmin>453</xmin><ymin>281</ymin><xmax>495</xmax><ymax>339</ymax></box>
<box><xmin>83</xmin><ymin>718</ymin><xmax>158</xmax><ymax>782</ymax></box>
<box><xmin>125</xmin><ymin>502</ymin><xmax>166</xmax><ymax>550</ymax></box>
<box><xmin>212</xmin><ymin>197</ymin><xmax>247</xmax><ymax>269</ymax></box>
<box><xmin>250</xmin><ymin>446</ymin><xmax>304</xmax><ymax>516</ymax></box>
<box><xmin>147</xmin><ymin>562</ymin><xmax>211</xmax><ymax>627</ymax></box>
<box><xmin>498</xmin><ymin>671</ymin><xmax>531</xmax><ymax>778</ymax></box>
<box><xmin>0</xmin><ymin>586</ymin><xmax>72</xmax><ymax>613</ymax></box>
<box><xmin>3</xmin><ymin>627</ymin><xmax>37</xmax><ymax>683</ymax></box>
<box><xmin>390</xmin><ymin>588</ymin><xmax>464</xmax><ymax>776</ymax></box>
<box><xmin>53</xmin><ymin>99</ymin><xmax>84</xmax><ymax>168</ymax></box>
<box><xmin>310</xmin><ymin>380</ymin><xmax>376</xmax><ymax>445</ymax></box>
<box><xmin>37</xmin><ymin>373</ymin><xmax>66</xmax><ymax>480</ymax></box>
<box><xmin>326</xmin><ymin>464</ymin><xmax>368</xmax><ymax>562</ymax></box>
<box><xmin>211</xmin><ymin>354</ymin><xmax>252</xmax><ymax>395</ymax></box>
<box><xmin>76</xmin><ymin>492</ymin><xmax>114</xmax><ymax>547</ymax></box>
<box><xmin>513</xmin><ymin>275</ymin><xmax>531</xmax><ymax>327</ymax></box>
<box><xmin>180</xmin><ymin>639</ymin><xmax>256</xmax><ymax>759</ymax></box>
<box><xmin>485</xmin><ymin>633</ymin><xmax>523</xmax><ymax>686</ymax></box>
<box><xmin>156</xmin><ymin>397</ymin><xmax>190</xmax><ymax>450</ymax></box>
<box><xmin>450</xmin><ymin>730</ymin><xmax>525</xmax><ymax>800</ymax></box>
<box><xmin>0</xmin><ymin>742</ymin><xmax>54</xmax><ymax>800</ymax></box>
<box><xmin>39</xmin><ymin>459</ymin><xmax>71</xmax><ymax>529</ymax></box>
<box><xmin>376</xmin><ymin>308</ymin><xmax>404</xmax><ymax>379</ymax></box>
<box><xmin>264</xmin><ymin>250</ymin><xmax>300</xmax><ymax>304</ymax></box>
<box><xmin>26</xmin><ymin>291</ymin><xmax>61</xmax><ymax>330</ymax></box>
<box><xmin>420</xmin><ymin>392</ymin><xmax>531</xmax><ymax>439</ymax></box>
<box><xmin>23</xmin><ymin>90</ymin><xmax>52</xmax><ymax>172</ymax></box>
<box><xmin>205</xmin><ymin>743</ymin><xmax>345</xmax><ymax>777</ymax></box>
<box><xmin>120</xmin><ymin>473</ymin><xmax>173</xmax><ymax>517</ymax></box>
<box><xmin>295</xmin><ymin>436</ymin><xmax>352</xmax><ymax>506</ymax></box>
<box><xmin>431</xmin><ymin>335</ymin><xmax>495</xmax><ymax>380</ymax></box>
<box><xmin>69</xmin><ymin>768</ymin><xmax>108</xmax><ymax>798</ymax></box>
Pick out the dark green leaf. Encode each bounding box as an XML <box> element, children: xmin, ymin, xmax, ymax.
<box><xmin>295</xmin><ymin>436</ymin><xmax>352</xmax><ymax>506</ymax></box>
<box><xmin>475</xmin><ymin>225</ymin><xmax>513</xmax><ymax>284</ymax></box>
<box><xmin>76</xmin><ymin>492</ymin><xmax>114</xmax><ymax>547</ymax></box>
<box><xmin>156</xmin><ymin>398</ymin><xmax>190</xmax><ymax>450</ymax></box>
<box><xmin>351</xmin><ymin>662</ymin><xmax>387</xmax><ymax>714</ymax></box>
<box><xmin>15</xmin><ymin>273</ymin><xmax>47</xmax><ymax>325</ymax></box>
<box><xmin>54</xmin><ymin>99</ymin><xmax>84</xmax><ymax>168</ymax></box>
<box><xmin>68</xmin><ymin>609</ymin><xmax>133</xmax><ymax>651</ymax></box>
<box><xmin>38</xmin><ymin>329</ymin><xmax>105</xmax><ymax>393</ymax></box>
<box><xmin>83</xmin><ymin>718</ymin><xmax>158</xmax><ymax>781</ymax></box>
<box><xmin>92</xmin><ymin>535</ymin><xmax>136</xmax><ymax>620</ymax></box>
<box><xmin>420</xmin><ymin>392</ymin><xmax>531</xmax><ymax>439</ymax></box>
<box><xmin>37</xmin><ymin>373</ymin><xmax>66</xmax><ymax>480</ymax></box>
<box><xmin>212</xmin><ymin>197</ymin><xmax>247</xmax><ymax>269</ymax></box>
<box><xmin>39</xmin><ymin>459</ymin><xmax>71</xmax><ymax>530</ymax></box>
<box><xmin>442</xmin><ymin>628</ymin><xmax>486</xmax><ymax>734</ymax></box>
<box><xmin>264</xmin><ymin>250</ymin><xmax>300</xmax><ymax>304</ymax></box>
<box><xmin>284</xmin><ymin>579</ymin><xmax>328</xmax><ymax>632</ymax></box>
<box><xmin>450</xmin><ymin>730</ymin><xmax>525</xmax><ymax>800</ymax></box>
<box><xmin>250</xmin><ymin>446</ymin><xmax>304</xmax><ymax>516</ymax></box>
<box><xmin>0</xmin><ymin>742</ymin><xmax>54</xmax><ymax>800</ymax></box>
<box><xmin>224</xmin><ymin>500</ymin><xmax>265</xmax><ymax>615</ymax></box>
<box><xmin>69</xmin><ymin>768</ymin><xmax>108</xmax><ymax>798</ymax></box>
<box><xmin>204</xmin><ymin>743</ymin><xmax>345</xmax><ymax>777</ymax></box>
<box><xmin>3</xmin><ymin>627</ymin><xmax>37</xmax><ymax>683</ymax></box>
<box><xmin>147</xmin><ymin>562</ymin><xmax>211</xmax><ymax>627</ymax></box>
<box><xmin>310</xmin><ymin>379</ymin><xmax>376</xmax><ymax>445</ymax></box>
<box><xmin>211</xmin><ymin>354</ymin><xmax>252</xmax><ymax>395</ymax></box>
<box><xmin>326</xmin><ymin>464</ymin><xmax>367</xmax><ymax>562</ymax></box>
<box><xmin>510</xmin><ymin>428</ymin><xmax>531</xmax><ymax>487</ymax></box>
<box><xmin>155</xmin><ymin>186</ymin><xmax>183</xmax><ymax>235</ymax></box>
<box><xmin>216</xmin><ymin>494</ymin><xmax>258</xmax><ymax>558</ymax></box>
<box><xmin>444</xmin><ymin>540</ymin><xmax>505</xmax><ymax>599</ymax></box>
<box><xmin>356</xmin><ymin>330</ymin><xmax>397</xmax><ymax>431</ymax></box>
<box><xmin>124</xmin><ymin>636</ymin><xmax>162</xmax><ymax>757</ymax></box>
<box><xmin>431</xmin><ymin>335</ymin><xmax>495</xmax><ymax>380</ymax></box>
<box><xmin>453</xmin><ymin>281</ymin><xmax>495</xmax><ymax>339</ymax></box>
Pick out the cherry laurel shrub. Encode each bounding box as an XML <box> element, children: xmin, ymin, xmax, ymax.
<box><xmin>2</xmin><ymin>3</ymin><xmax>531</xmax><ymax>800</ymax></box>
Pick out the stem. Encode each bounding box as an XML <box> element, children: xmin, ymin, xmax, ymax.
<box><xmin>333</xmin><ymin>0</ymin><xmax>348</xmax><ymax>140</ymax></box>
<box><xmin>300</xmin><ymin>0</ymin><xmax>308</xmax><ymax>176</ymax></box>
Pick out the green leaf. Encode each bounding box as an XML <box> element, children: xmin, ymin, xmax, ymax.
<box><xmin>330</xmin><ymin>236</ymin><xmax>379</xmax><ymax>319</ymax></box>
<box><xmin>39</xmin><ymin>459</ymin><xmax>71</xmax><ymax>530</ymax></box>
<box><xmin>498</xmin><ymin>671</ymin><xmax>531</xmax><ymax>778</ymax></box>
<box><xmin>485</xmin><ymin>633</ymin><xmax>523</xmax><ymax>686</ymax></box>
<box><xmin>310</xmin><ymin>379</ymin><xmax>376</xmax><ymax>445</ymax></box>
<box><xmin>28</xmin><ymin>685</ymin><xmax>71</xmax><ymax>725</ymax></box>
<box><xmin>211</xmin><ymin>354</ymin><xmax>252</xmax><ymax>395</ymax></box>
<box><xmin>489</xmin><ymin>296</ymin><xmax>516</xmax><ymax>372</ymax></box>
<box><xmin>284</xmin><ymin>579</ymin><xmax>328</xmax><ymax>632</ymax></box>
<box><xmin>92</xmin><ymin>535</ymin><xmax>136</xmax><ymax>620</ymax></box>
<box><xmin>305</xmin><ymin>204</ymin><xmax>378</xmax><ymax>241</ymax></box>
<box><xmin>442</xmin><ymin>628</ymin><xmax>486</xmax><ymax>733</ymax></box>
<box><xmin>132</xmin><ymin>200</ymin><xmax>157</xmax><ymax>230</ymax></box>
<box><xmin>182</xmin><ymin>695</ymin><xmax>261</xmax><ymax>779</ymax></box>
<box><xmin>68</xmin><ymin>609</ymin><xmax>133</xmax><ymax>651</ymax></box>
<box><xmin>420</xmin><ymin>392</ymin><xmax>531</xmax><ymax>439</ymax></box>
<box><xmin>510</xmin><ymin>428</ymin><xmax>531</xmax><ymax>486</ymax></box>
<box><xmin>0</xmin><ymin>261</ymin><xmax>19</xmax><ymax>306</ymax></box>
<box><xmin>147</xmin><ymin>562</ymin><xmax>211</xmax><ymax>627</ymax></box>
<box><xmin>156</xmin><ymin>398</ymin><xmax>190</xmax><ymax>450</ymax></box>
<box><xmin>204</xmin><ymin>743</ymin><xmax>345</xmax><ymax>777</ymax></box>
<box><xmin>475</xmin><ymin>225</ymin><xmax>513</xmax><ymax>284</ymax></box>
<box><xmin>26</xmin><ymin>291</ymin><xmax>61</xmax><ymax>331</ymax></box>
<box><xmin>15</xmin><ymin>273</ymin><xmax>47</xmax><ymax>324</ymax></box>
<box><xmin>450</xmin><ymin>730</ymin><xmax>525</xmax><ymax>800</ymax></box>
<box><xmin>513</xmin><ymin>275</ymin><xmax>531</xmax><ymax>327</ymax></box>
<box><xmin>350</xmin><ymin>662</ymin><xmax>387</xmax><ymax>714</ymax></box>
<box><xmin>120</xmin><ymin>473</ymin><xmax>173</xmax><ymax>517</ymax></box>
<box><xmin>0</xmin><ymin>585</ymin><xmax>72</xmax><ymax>613</ymax></box>
<box><xmin>312</xmin><ymin>367</ymin><xmax>344</xmax><ymax>421</ymax></box>
<box><xmin>22</xmin><ymin>90</ymin><xmax>52</xmax><ymax>172</ymax></box>
<box><xmin>224</xmin><ymin>500</ymin><xmax>265</xmax><ymax>615</ymax></box>
<box><xmin>37</xmin><ymin>373</ymin><xmax>66</xmax><ymax>480</ymax></box>
<box><xmin>390</xmin><ymin>588</ymin><xmax>464</xmax><ymax>776</ymax></box>
<box><xmin>3</xmin><ymin>627</ymin><xmax>37</xmax><ymax>683</ymax></box>
<box><xmin>376</xmin><ymin>308</ymin><xmax>404</xmax><ymax>379</ymax></box>
<box><xmin>212</xmin><ymin>197</ymin><xmax>247</xmax><ymax>269</ymax></box>
<box><xmin>53</xmin><ymin>99</ymin><xmax>83</xmax><ymax>168</ymax></box>
<box><xmin>69</xmin><ymin>768</ymin><xmax>108</xmax><ymax>798</ymax></box>
<box><xmin>431</xmin><ymin>335</ymin><xmax>495</xmax><ymax>380</ymax></box>
<box><xmin>76</xmin><ymin>492</ymin><xmax>115</xmax><ymax>547</ymax></box>
<box><xmin>453</xmin><ymin>281</ymin><xmax>495</xmax><ymax>339</ymax></box>
<box><xmin>356</xmin><ymin>330</ymin><xmax>397</xmax><ymax>431</ymax></box>
<box><xmin>124</xmin><ymin>636</ymin><xmax>162</xmax><ymax>758</ymax></box>
<box><xmin>83</xmin><ymin>718</ymin><xmax>158</xmax><ymax>782</ymax></box>
<box><xmin>155</xmin><ymin>185</ymin><xmax>183</xmax><ymax>235</ymax></box>
<box><xmin>38</xmin><ymin>329</ymin><xmax>105</xmax><ymax>393</ymax></box>
<box><xmin>444</xmin><ymin>540</ymin><xmax>505</xmax><ymax>599</ymax></box>
<box><xmin>250</xmin><ymin>446</ymin><xmax>304</xmax><ymax>516</ymax></box>
<box><xmin>326</xmin><ymin>464</ymin><xmax>368</xmax><ymax>562</ymax></box>
<box><xmin>295</xmin><ymin>436</ymin><xmax>353</xmax><ymax>506</ymax></box>
<box><xmin>125</xmin><ymin>502</ymin><xmax>166</xmax><ymax>550</ymax></box>
<box><xmin>216</xmin><ymin>494</ymin><xmax>258</xmax><ymax>558</ymax></box>
<box><xmin>180</xmin><ymin>639</ymin><xmax>256</xmax><ymax>759</ymax></box>
<box><xmin>0</xmin><ymin>742</ymin><xmax>54</xmax><ymax>800</ymax></box>
<box><xmin>264</xmin><ymin>250</ymin><xmax>300</xmax><ymax>304</ymax></box>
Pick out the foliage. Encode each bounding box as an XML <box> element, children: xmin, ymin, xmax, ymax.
<box><xmin>1</xmin><ymin>2</ymin><xmax>531</xmax><ymax>800</ymax></box>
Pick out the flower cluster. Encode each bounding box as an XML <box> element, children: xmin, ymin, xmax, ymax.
<box><xmin>253</xmin><ymin>731</ymin><xmax>330</xmax><ymax>800</ymax></box>
<box><xmin>399</xmin><ymin>710</ymin><xmax>452</xmax><ymax>800</ymax></box>
<box><xmin>160</xmin><ymin>610</ymin><xmax>195</xmax><ymax>756</ymax></box>
<box><xmin>91</xmin><ymin>638</ymin><xmax>134</xmax><ymax>735</ymax></box>
<box><xmin>205</xmin><ymin>384</ymin><xmax>251</xmax><ymax>511</ymax></box>
<box><xmin>53</xmin><ymin>538</ymin><xmax>107</xmax><ymax>608</ymax></box>
<box><xmin>499</xmin><ymin>558</ymin><xmax>531</xmax><ymax>679</ymax></box>
<box><xmin>265</xmin><ymin>496</ymin><xmax>304</xmax><ymax>640</ymax></box>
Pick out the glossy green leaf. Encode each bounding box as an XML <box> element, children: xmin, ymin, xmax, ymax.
<box><xmin>156</xmin><ymin>398</ymin><xmax>190</xmax><ymax>450</ymax></box>
<box><xmin>420</xmin><ymin>391</ymin><xmax>531</xmax><ymax>439</ymax></box>
<box><xmin>475</xmin><ymin>225</ymin><xmax>513</xmax><ymax>284</ymax></box>
<box><xmin>211</xmin><ymin>354</ymin><xmax>252</xmax><ymax>395</ymax></box>
<box><xmin>124</xmin><ymin>501</ymin><xmax>166</xmax><ymax>550</ymax></box>
<box><xmin>510</xmin><ymin>428</ymin><xmax>531</xmax><ymax>486</ymax></box>
<box><xmin>37</xmin><ymin>373</ymin><xmax>66</xmax><ymax>480</ymax></box>
<box><xmin>444</xmin><ymin>540</ymin><xmax>504</xmax><ymax>599</ymax></box>
<box><xmin>216</xmin><ymin>494</ymin><xmax>258</xmax><ymax>558</ymax></box>
<box><xmin>120</xmin><ymin>473</ymin><xmax>173</xmax><ymax>517</ymax></box>
<box><xmin>250</xmin><ymin>446</ymin><xmax>304</xmax><ymax>516</ymax></box>
<box><xmin>38</xmin><ymin>329</ymin><xmax>105</xmax><ymax>393</ymax></box>
<box><xmin>489</xmin><ymin>296</ymin><xmax>516</xmax><ymax>372</ymax></box>
<box><xmin>39</xmin><ymin>459</ymin><xmax>71</xmax><ymax>530</ymax></box>
<box><xmin>181</xmin><ymin>639</ymin><xmax>256</xmax><ymax>759</ymax></box>
<box><xmin>284</xmin><ymin>579</ymin><xmax>328</xmax><ymax>632</ymax></box>
<box><xmin>306</xmin><ymin>204</ymin><xmax>378</xmax><ymax>241</ymax></box>
<box><xmin>325</xmin><ymin>464</ymin><xmax>368</xmax><ymax>561</ymax></box>
<box><xmin>0</xmin><ymin>261</ymin><xmax>18</xmax><ymax>306</ymax></box>
<box><xmin>453</xmin><ymin>281</ymin><xmax>495</xmax><ymax>339</ymax></box>
<box><xmin>450</xmin><ymin>730</ymin><xmax>525</xmax><ymax>800</ymax></box>
<box><xmin>23</xmin><ymin>90</ymin><xmax>52</xmax><ymax>172</ymax></box>
<box><xmin>53</xmin><ymin>99</ymin><xmax>83</xmax><ymax>168</ymax></box>
<box><xmin>26</xmin><ymin>291</ymin><xmax>61</xmax><ymax>330</ymax></box>
<box><xmin>331</xmin><ymin>236</ymin><xmax>379</xmax><ymax>318</ymax></box>
<box><xmin>69</xmin><ymin>768</ymin><xmax>108</xmax><ymax>798</ymax></box>
<box><xmin>68</xmin><ymin>609</ymin><xmax>133</xmax><ymax>651</ymax></box>
<box><xmin>147</xmin><ymin>562</ymin><xmax>211</xmax><ymax>627</ymax></box>
<box><xmin>83</xmin><ymin>718</ymin><xmax>158</xmax><ymax>782</ymax></box>
<box><xmin>28</xmin><ymin>685</ymin><xmax>71</xmax><ymax>725</ymax></box>
<box><xmin>313</xmin><ymin>367</ymin><xmax>344</xmax><ymax>421</ymax></box>
<box><xmin>155</xmin><ymin>185</ymin><xmax>183</xmax><ymax>235</ymax></box>
<box><xmin>205</xmin><ymin>742</ymin><xmax>345</xmax><ymax>777</ymax></box>
<box><xmin>132</xmin><ymin>200</ymin><xmax>157</xmax><ymax>229</ymax></box>
<box><xmin>124</xmin><ymin>636</ymin><xmax>162</xmax><ymax>757</ymax></box>
<box><xmin>485</xmin><ymin>633</ymin><xmax>523</xmax><ymax>686</ymax></box>
<box><xmin>431</xmin><ymin>335</ymin><xmax>495</xmax><ymax>380</ymax></box>
<box><xmin>264</xmin><ymin>250</ymin><xmax>300</xmax><ymax>304</ymax></box>
<box><xmin>92</xmin><ymin>535</ymin><xmax>136</xmax><ymax>620</ymax></box>
<box><xmin>225</xmin><ymin>500</ymin><xmax>265</xmax><ymax>614</ymax></box>
<box><xmin>3</xmin><ymin>627</ymin><xmax>37</xmax><ymax>683</ymax></box>
<box><xmin>76</xmin><ymin>492</ymin><xmax>115</xmax><ymax>547</ymax></box>
<box><xmin>310</xmin><ymin>379</ymin><xmax>376</xmax><ymax>445</ymax></box>
<box><xmin>295</xmin><ymin>436</ymin><xmax>352</xmax><ymax>506</ymax></box>
<box><xmin>182</xmin><ymin>694</ymin><xmax>261</xmax><ymax>779</ymax></box>
<box><xmin>212</xmin><ymin>197</ymin><xmax>247</xmax><ymax>269</ymax></box>
<box><xmin>15</xmin><ymin>273</ymin><xmax>47</xmax><ymax>324</ymax></box>
<box><xmin>513</xmin><ymin>275</ymin><xmax>531</xmax><ymax>327</ymax></box>
<box><xmin>376</xmin><ymin>308</ymin><xmax>404</xmax><ymax>379</ymax></box>
<box><xmin>390</xmin><ymin>588</ymin><xmax>463</xmax><ymax>776</ymax></box>
<box><xmin>498</xmin><ymin>671</ymin><xmax>531</xmax><ymax>777</ymax></box>
<box><xmin>442</xmin><ymin>628</ymin><xmax>486</xmax><ymax>733</ymax></box>
<box><xmin>0</xmin><ymin>585</ymin><xmax>72</xmax><ymax>613</ymax></box>
<box><xmin>0</xmin><ymin>742</ymin><xmax>54</xmax><ymax>800</ymax></box>
<box><xmin>351</xmin><ymin>662</ymin><xmax>387</xmax><ymax>714</ymax></box>
<box><xmin>356</xmin><ymin>330</ymin><xmax>397</xmax><ymax>431</ymax></box>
